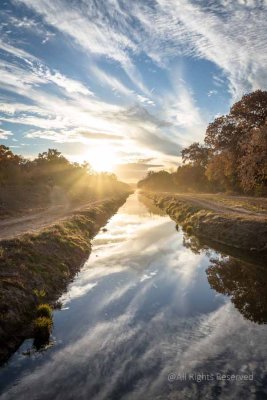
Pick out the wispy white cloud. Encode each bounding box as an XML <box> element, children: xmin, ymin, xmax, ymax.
<box><xmin>14</xmin><ymin>0</ymin><xmax>150</xmax><ymax>95</ymax></box>
<box><xmin>136</xmin><ymin>94</ymin><xmax>155</xmax><ymax>106</ymax></box>
<box><xmin>138</xmin><ymin>0</ymin><xmax>267</xmax><ymax>98</ymax></box>
<box><xmin>89</xmin><ymin>65</ymin><xmax>135</xmax><ymax>97</ymax></box>
<box><xmin>12</xmin><ymin>0</ymin><xmax>266</xmax><ymax>131</ymax></box>
<box><xmin>0</xmin><ymin>38</ymin><xmax>38</xmax><ymax>62</ymax></box>
<box><xmin>5</xmin><ymin>14</ymin><xmax>55</xmax><ymax>44</ymax></box>
<box><xmin>33</xmin><ymin>64</ymin><xmax>94</xmax><ymax>95</ymax></box>
<box><xmin>90</xmin><ymin>65</ymin><xmax>155</xmax><ymax>106</ymax></box>
<box><xmin>0</xmin><ymin>128</ymin><xmax>13</xmax><ymax>139</ymax></box>
<box><xmin>8</xmin><ymin>0</ymin><xmax>267</xmax><ymax>100</ymax></box>
<box><xmin>25</xmin><ymin>128</ymin><xmax>122</xmax><ymax>143</ymax></box>
<box><xmin>1</xmin><ymin>0</ymin><xmax>266</xmax><ymax>168</ymax></box>
<box><xmin>158</xmin><ymin>69</ymin><xmax>208</xmax><ymax>146</ymax></box>
<box><xmin>0</xmin><ymin>46</ymin><xmax>178</xmax><ymax>158</ymax></box>
<box><xmin>0</xmin><ymin>57</ymin><xmax>93</xmax><ymax>101</ymax></box>
<box><xmin>164</xmin><ymin>84</ymin><xmax>204</xmax><ymax>129</ymax></box>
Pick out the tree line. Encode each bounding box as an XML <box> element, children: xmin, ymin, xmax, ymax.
<box><xmin>138</xmin><ymin>90</ymin><xmax>267</xmax><ymax>195</ymax></box>
<box><xmin>0</xmin><ymin>147</ymin><xmax>129</xmax><ymax>216</ymax></box>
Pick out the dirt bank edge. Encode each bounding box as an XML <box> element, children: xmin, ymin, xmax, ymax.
<box><xmin>0</xmin><ymin>192</ymin><xmax>130</xmax><ymax>365</ymax></box>
<box><xmin>143</xmin><ymin>191</ymin><xmax>267</xmax><ymax>254</ymax></box>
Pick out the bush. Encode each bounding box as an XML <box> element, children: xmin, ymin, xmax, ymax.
<box><xmin>36</xmin><ymin>303</ymin><xmax>52</xmax><ymax>319</ymax></box>
<box><xmin>33</xmin><ymin>317</ymin><xmax>52</xmax><ymax>341</ymax></box>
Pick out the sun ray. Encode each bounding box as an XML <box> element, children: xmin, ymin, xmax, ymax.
<box><xmin>87</xmin><ymin>145</ymin><xmax>117</xmax><ymax>172</ymax></box>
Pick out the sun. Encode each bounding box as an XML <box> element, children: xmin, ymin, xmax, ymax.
<box><xmin>88</xmin><ymin>146</ymin><xmax>117</xmax><ymax>172</ymax></box>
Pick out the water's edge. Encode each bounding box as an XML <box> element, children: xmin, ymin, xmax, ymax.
<box><xmin>0</xmin><ymin>193</ymin><xmax>130</xmax><ymax>365</ymax></box>
<box><xmin>0</xmin><ymin>192</ymin><xmax>266</xmax><ymax>400</ymax></box>
<box><xmin>143</xmin><ymin>191</ymin><xmax>267</xmax><ymax>256</ymax></box>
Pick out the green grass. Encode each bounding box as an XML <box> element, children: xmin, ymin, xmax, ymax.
<box><xmin>0</xmin><ymin>193</ymin><xmax>129</xmax><ymax>362</ymax></box>
<box><xmin>33</xmin><ymin>304</ymin><xmax>53</xmax><ymax>347</ymax></box>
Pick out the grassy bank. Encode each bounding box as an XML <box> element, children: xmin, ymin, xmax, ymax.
<box><xmin>0</xmin><ymin>193</ymin><xmax>130</xmax><ymax>364</ymax></box>
<box><xmin>143</xmin><ymin>192</ymin><xmax>267</xmax><ymax>254</ymax></box>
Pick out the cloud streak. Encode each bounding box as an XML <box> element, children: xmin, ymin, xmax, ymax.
<box><xmin>0</xmin><ymin>128</ymin><xmax>13</xmax><ymax>139</ymax></box>
<box><xmin>0</xmin><ymin>0</ymin><xmax>266</xmax><ymax>172</ymax></box>
<box><xmin>16</xmin><ymin>0</ymin><xmax>266</xmax><ymax>97</ymax></box>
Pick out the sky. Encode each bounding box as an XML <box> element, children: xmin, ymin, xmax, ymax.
<box><xmin>0</xmin><ymin>0</ymin><xmax>266</xmax><ymax>182</ymax></box>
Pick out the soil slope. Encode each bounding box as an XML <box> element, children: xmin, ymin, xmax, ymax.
<box><xmin>0</xmin><ymin>193</ymin><xmax>130</xmax><ymax>364</ymax></box>
<box><xmin>143</xmin><ymin>191</ymin><xmax>267</xmax><ymax>254</ymax></box>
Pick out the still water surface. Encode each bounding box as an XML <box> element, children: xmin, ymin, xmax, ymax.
<box><xmin>0</xmin><ymin>192</ymin><xmax>267</xmax><ymax>399</ymax></box>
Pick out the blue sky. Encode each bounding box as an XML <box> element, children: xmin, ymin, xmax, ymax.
<box><xmin>0</xmin><ymin>0</ymin><xmax>266</xmax><ymax>181</ymax></box>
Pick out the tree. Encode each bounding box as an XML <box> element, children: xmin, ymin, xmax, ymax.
<box><xmin>205</xmin><ymin>90</ymin><xmax>267</xmax><ymax>153</ymax></box>
<box><xmin>174</xmin><ymin>164</ymin><xmax>210</xmax><ymax>192</ymax></box>
<box><xmin>37</xmin><ymin>149</ymin><xmax>66</xmax><ymax>162</ymax></box>
<box><xmin>204</xmin><ymin>90</ymin><xmax>267</xmax><ymax>194</ymax></box>
<box><xmin>137</xmin><ymin>90</ymin><xmax>267</xmax><ymax>195</ymax></box>
<box><xmin>205</xmin><ymin>150</ymin><xmax>238</xmax><ymax>192</ymax></box>
<box><xmin>238</xmin><ymin>125</ymin><xmax>267</xmax><ymax>194</ymax></box>
<box><xmin>138</xmin><ymin>170</ymin><xmax>175</xmax><ymax>191</ymax></box>
<box><xmin>181</xmin><ymin>142</ymin><xmax>210</xmax><ymax>167</ymax></box>
<box><xmin>0</xmin><ymin>145</ymin><xmax>128</xmax><ymax>216</ymax></box>
<box><xmin>33</xmin><ymin>149</ymin><xmax>70</xmax><ymax>186</ymax></box>
<box><xmin>207</xmin><ymin>256</ymin><xmax>267</xmax><ymax>324</ymax></box>
<box><xmin>205</xmin><ymin>115</ymin><xmax>242</xmax><ymax>151</ymax></box>
<box><xmin>0</xmin><ymin>145</ymin><xmax>23</xmax><ymax>186</ymax></box>
<box><xmin>230</xmin><ymin>90</ymin><xmax>267</xmax><ymax>126</ymax></box>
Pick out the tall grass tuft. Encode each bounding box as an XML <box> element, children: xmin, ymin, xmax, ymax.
<box><xmin>36</xmin><ymin>303</ymin><xmax>52</xmax><ymax>319</ymax></box>
<box><xmin>33</xmin><ymin>317</ymin><xmax>52</xmax><ymax>341</ymax></box>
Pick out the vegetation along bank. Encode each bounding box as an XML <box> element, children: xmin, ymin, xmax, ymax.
<box><xmin>143</xmin><ymin>192</ymin><xmax>267</xmax><ymax>255</ymax></box>
<box><xmin>0</xmin><ymin>193</ymin><xmax>130</xmax><ymax>364</ymax></box>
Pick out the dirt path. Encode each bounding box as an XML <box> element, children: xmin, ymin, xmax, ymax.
<box><xmin>1</xmin><ymin>192</ymin><xmax>266</xmax><ymax>241</ymax></box>
<box><xmin>0</xmin><ymin>200</ymin><xmax>108</xmax><ymax>241</ymax></box>
<box><xmin>160</xmin><ymin>193</ymin><xmax>267</xmax><ymax>220</ymax></box>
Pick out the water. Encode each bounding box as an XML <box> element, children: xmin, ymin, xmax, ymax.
<box><xmin>0</xmin><ymin>192</ymin><xmax>267</xmax><ymax>399</ymax></box>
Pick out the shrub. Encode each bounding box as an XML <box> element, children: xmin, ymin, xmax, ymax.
<box><xmin>33</xmin><ymin>317</ymin><xmax>52</xmax><ymax>341</ymax></box>
<box><xmin>36</xmin><ymin>303</ymin><xmax>52</xmax><ymax>319</ymax></box>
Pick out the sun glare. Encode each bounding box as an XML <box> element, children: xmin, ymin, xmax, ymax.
<box><xmin>88</xmin><ymin>146</ymin><xmax>117</xmax><ymax>172</ymax></box>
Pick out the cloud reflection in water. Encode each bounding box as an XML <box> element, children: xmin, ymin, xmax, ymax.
<box><xmin>1</xmin><ymin>193</ymin><xmax>266</xmax><ymax>400</ymax></box>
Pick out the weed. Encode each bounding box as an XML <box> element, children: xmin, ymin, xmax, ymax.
<box><xmin>33</xmin><ymin>317</ymin><xmax>52</xmax><ymax>340</ymax></box>
<box><xmin>33</xmin><ymin>288</ymin><xmax>46</xmax><ymax>301</ymax></box>
<box><xmin>36</xmin><ymin>304</ymin><xmax>52</xmax><ymax>319</ymax></box>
